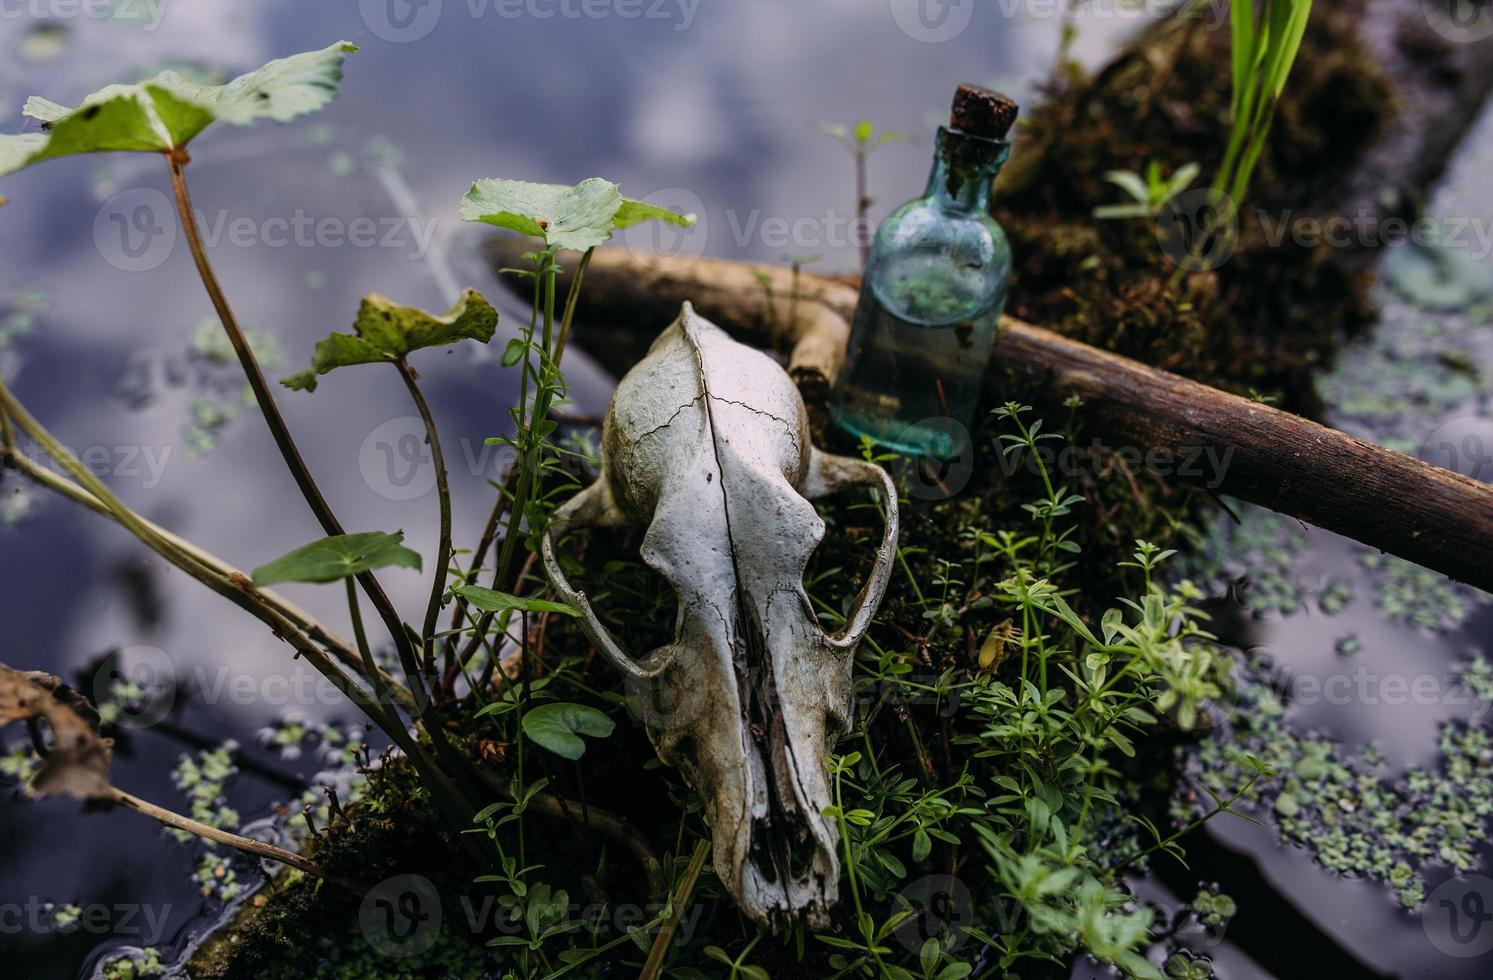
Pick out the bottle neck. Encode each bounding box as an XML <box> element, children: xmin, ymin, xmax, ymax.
<box><xmin>924</xmin><ymin>126</ymin><xmax>1009</xmax><ymax>213</ymax></box>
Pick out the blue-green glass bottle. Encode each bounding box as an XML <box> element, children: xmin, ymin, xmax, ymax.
<box><xmin>832</xmin><ymin>85</ymin><xmax>1018</xmax><ymax>459</ymax></box>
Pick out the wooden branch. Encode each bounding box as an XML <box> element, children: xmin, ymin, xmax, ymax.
<box><xmin>487</xmin><ymin>240</ymin><xmax>856</xmax><ymax>401</ymax></box>
<box><xmin>994</xmin><ymin>321</ymin><xmax>1493</xmax><ymax>593</ymax></box>
<box><xmin>485</xmin><ymin>243</ymin><xmax>1493</xmax><ymax>593</ymax></box>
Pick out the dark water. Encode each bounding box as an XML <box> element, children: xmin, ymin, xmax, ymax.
<box><xmin>0</xmin><ymin>4</ymin><xmax>1489</xmax><ymax>978</ymax></box>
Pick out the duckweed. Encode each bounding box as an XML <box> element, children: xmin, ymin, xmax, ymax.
<box><xmin>1177</xmin><ymin>655</ymin><xmax>1493</xmax><ymax>911</ymax></box>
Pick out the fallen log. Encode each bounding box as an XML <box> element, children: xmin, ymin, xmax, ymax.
<box><xmin>485</xmin><ymin>241</ymin><xmax>1493</xmax><ymax>593</ymax></box>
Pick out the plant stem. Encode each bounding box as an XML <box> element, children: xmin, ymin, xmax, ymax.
<box><xmin>832</xmin><ymin>762</ymin><xmax>883</xmax><ymax>972</ymax></box>
<box><xmin>111</xmin><ymin>787</ymin><xmax>345</xmax><ymax>885</ymax></box>
<box><xmin>164</xmin><ymin>153</ymin><xmax>335</xmax><ymax>536</ymax></box>
<box><xmin>855</xmin><ymin>149</ymin><xmax>870</xmax><ymax>269</ymax></box>
<box><xmin>638</xmin><ymin>839</ymin><xmax>712</xmax><ymax>980</ymax></box>
<box><xmin>540</xmin><ymin>914</ymin><xmax>667</xmax><ymax>980</ymax></box>
<box><xmin>492</xmin><ymin>249</ymin><xmax>557</xmax><ymax>597</ymax></box>
<box><xmin>164</xmin><ymin>151</ymin><xmax>431</xmax><ymax>708</ymax></box>
<box><xmin>1130</xmin><ymin>768</ymin><xmax>1266</xmax><ymax>868</ymax></box>
<box><xmin>447</xmin><ymin>246</ymin><xmax>584</xmax><ymax>681</ymax></box>
<box><xmin>2</xmin><ymin>384</ymin><xmax>381</xmax><ymax>723</ymax></box>
<box><xmin>396</xmin><ymin>358</ymin><xmax>453</xmax><ymax>665</ymax></box>
<box><xmin>166</xmin><ymin>154</ymin><xmax>486</xmax><ymax>825</ymax></box>
<box><xmin>1</xmin><ymin>438</ymin><xmax>415</xmax><ymax>709</ymax></box>
<box><xmin>0</xmin><ymin>377</ymin><xmax>484</xmax><ymax>859</ymax></box>
<box><xmin>552</xmin><ymin>247</ymin><xmax>593</xmax><ymax>366</ymax></box>
<box><xmin>346</xmin><ymin>576</ymin><xmax>404</xmax><ymax>728</ymax></box>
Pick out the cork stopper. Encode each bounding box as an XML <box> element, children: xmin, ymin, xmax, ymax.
<box><xmin>950</xmin><ymin>84</ymin><xmax>1019</xmax><ymax>141</ymax></box>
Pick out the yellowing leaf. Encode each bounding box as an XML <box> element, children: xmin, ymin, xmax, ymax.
<box><xmin>978</xmin><ymin>619</ymin><xmax>1016</xmax><ymax>672</ymax></box>
<box><xmin>282</xmin><ymin>289</ymin><xmax>497</xmax><ymax>392</ymax></box>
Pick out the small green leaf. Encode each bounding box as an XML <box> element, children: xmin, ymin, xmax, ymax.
<box><xmin>459</xmin><ymin>177</ymin><xmax>694</xmax><ymax>252</ymax></box>
<box><xmin>522</xmin><ymin>702</ymin><xmax>615</xmax><ymax>760</ymax></box>
<box><xmin>613</xmin><ymin>196</ymin><xmax>695</xmax><ymax>231</ymax></box>
<box><xmin>0</xmin><ymin>42</ymin><xmax>357</xmax><ymax>178</ymax></box>
<box><xmin>282</xmin><ymin>289</ymin><xmax>497</xmax><ymax>391</ymax></box>
<box><xmin>251</xmin><ymin>531</ymin><xmax>421</xmax><ymax>586</ymax></box>
<box><xmin>1103</xmin><ymin>169</ymin><xmax>1152</xmax><ymax>204</ymax></box>
<box><xmin>877</xmin><ymin>850</ymin><xmax>907</xmax><ymax>879</ymax></box>
<box><xmin>920</xmin><ymin>938</ymin><xmax>940</xmax><ymax>976</ymax></box>
<box><xmin>455</xmin><ymin>585</ymin><xmax>580</xmax><ymax>618</ymax></box>
<box><xmin>1100</xmin><ymin>607</ymin><xmax>1125</xmax><ymax>645</ymax></box>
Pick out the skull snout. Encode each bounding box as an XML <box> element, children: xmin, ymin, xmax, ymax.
<box><xmin>630</xmin><ymin>601</ymin><xmax>842</xmax><ymax>929</ymax></box>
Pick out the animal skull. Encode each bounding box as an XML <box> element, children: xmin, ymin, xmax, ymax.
<box><xmin>542</xmin><ymin>303</ymin><xmax>898</xmax><ymax>928</ymax></box>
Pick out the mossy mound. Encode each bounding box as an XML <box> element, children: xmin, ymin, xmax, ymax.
<box><xmin>995</xmin><ymin>3</ymin><xmax>1390</xmax><ymax>413</ymax></box>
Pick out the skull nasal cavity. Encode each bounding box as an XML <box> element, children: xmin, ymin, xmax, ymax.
<box><xmin>739</xmin><ymin>602</ymin><xmax>820</xmax><ymax>886</ymax></box>
<box><xmin>749</xmin><ymin>810</ymin><xmax>818</xmax><ymax>885</ymax></box>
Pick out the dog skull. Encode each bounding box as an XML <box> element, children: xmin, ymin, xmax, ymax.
<box><xmin>542</xmin><ymin>303</ymin><xmax>898</xmax><ymax>929</ymax></box>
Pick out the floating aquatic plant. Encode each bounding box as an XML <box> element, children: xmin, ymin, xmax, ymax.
<box><xmin>1179</xmin><ymin>654</ymin><xmax>1493</xmax><ymax>910</ymax></box>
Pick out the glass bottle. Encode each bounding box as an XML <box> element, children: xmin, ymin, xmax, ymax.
<box><xmin>832</xmin><ymin>85</ymin><xmax>1018</xmax><ymax>459</ymax></box>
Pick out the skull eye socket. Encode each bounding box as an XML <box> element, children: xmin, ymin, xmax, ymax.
<box><xmin>550</xmin><ymin>523</ymin><xmax>678</xmax><ymax>656</ymax></box>
<box><xmin>801</xmin><ymin>490</ymin><xmax>888</xmax><ymax>628</ymax></box>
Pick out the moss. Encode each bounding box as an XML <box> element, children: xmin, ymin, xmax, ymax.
<box><xmin>994</xmin><ymin>3</ymin><xmax>1391</xmax><ymax>412</ymax></box>
<box><xmin>185</xmin><ymin>753</ymin><xmax>489</xmax><ymax>979</ymax></box>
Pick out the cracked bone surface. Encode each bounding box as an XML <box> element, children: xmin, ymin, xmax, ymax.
<box><xmin>542</xmin><ymin>302</ymin><xmax>899</xmax><ymax>928</ymax></box>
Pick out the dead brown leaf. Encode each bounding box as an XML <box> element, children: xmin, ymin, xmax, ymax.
<box><xmin>0</xmin><ymin>665</ymin><xmax>113</xmax><ymax>800</ymax></box>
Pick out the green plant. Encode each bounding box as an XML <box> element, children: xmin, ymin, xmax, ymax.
<box><xmin>1093</xmin><ymin>160</ymin><xmax>1200</xmax><ymax>220</ymax></box>
<box><xmin>0</xmin><ymin>44</ymin><xmax>690</xmax><ymax>889</ymax></box>
<box><xmin>776</xmin><ymin>404</ymin><xmax>1260</xmax><ymax>979</ymax></box>
<box><xmin>702</xmin><ymin>936</ymin><xmax>770</xmax><ymax>980</ymax></box>
<box><xmin>1214</xmin><ymin>0</ymin><xmax>1313</xmax><ymax>205</ymax></box>
<box><xmin>819</xmin><ymin>119</ymin><xmax>913</xmax><ymax>266</ymax></box>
